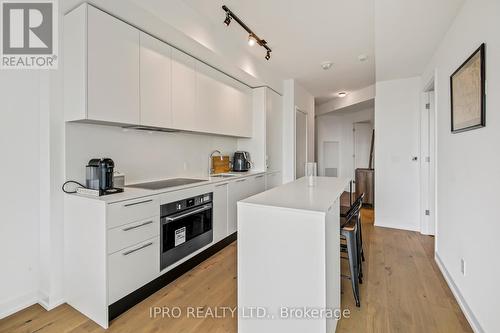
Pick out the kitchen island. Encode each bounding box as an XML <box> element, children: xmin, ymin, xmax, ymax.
<box><xmin>237</xmin><ymin>176</ymin><xmax>349</xmax><ymax>333</ymax></box>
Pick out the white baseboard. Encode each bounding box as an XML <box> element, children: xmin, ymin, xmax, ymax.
<box><xmin>435</xmin><ymin>252</ymin><xmax>484</xmax><ymax>333</ymax></box>
<box><xmin>38</xmin><ymin>292</ymin><xmax>64</xmax><ymax>311</ymax></box>
<box><xmin>0</xmin><ymin>291</ymin><xmax>38</xmax><ymax>319</ymax></box>
<box><xmin>0</xmin><ymin>291</ymin><xmax>65</xmax><ymax>320</ymax></box>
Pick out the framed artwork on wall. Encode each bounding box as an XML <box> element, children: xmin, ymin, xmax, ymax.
<box><xmin>450</xmin><ymin>43</ymin><xmax>486</xmax><ymax>133</ymax></box>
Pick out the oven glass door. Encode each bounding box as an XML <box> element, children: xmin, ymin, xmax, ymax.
<box><xmin>162</xmin><ymin>204</ymin><xmax>212</xmax><ymax>253</ymax></box>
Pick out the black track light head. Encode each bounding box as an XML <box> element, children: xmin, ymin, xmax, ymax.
<box><xmin>224</xmin><ymin>13</ymin><xmax>231</xmax><ymax>26</ymax></box>
<box><xmin>265</xmin><ymin>51</ymin><xmax>271</xmax><ymax>61</ymax></box>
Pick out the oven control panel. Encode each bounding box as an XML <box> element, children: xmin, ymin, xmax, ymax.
<box><xmin>161</xmin><ymin>192</ymin><xmax>213</xmax><ymax>216</ymax></box>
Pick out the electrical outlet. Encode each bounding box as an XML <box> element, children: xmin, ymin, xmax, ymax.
<box><xmin>461</xmin><ymin>258</ymin><xmax>466</xmax><ymax>276</ymax></box>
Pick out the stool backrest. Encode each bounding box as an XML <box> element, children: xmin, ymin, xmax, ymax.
<box><xmin>344</xmin><ymin>193</ymin><xmax>364</xmax><ymax>222</ymax></box>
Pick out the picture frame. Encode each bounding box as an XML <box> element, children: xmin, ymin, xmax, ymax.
<box><xmin>450</xmin><ymin>43</ymin><xmax>486</xmax><ymax>133</ymax></box>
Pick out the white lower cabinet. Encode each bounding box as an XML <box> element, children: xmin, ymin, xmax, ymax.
<box><xmin>228</xmin><ymin>174</ymin><xmax>266</xmax><ymax>234</ymax></box>
<box><xmin>266</xmin><ymin>171</ymin><xmax>282</xmax><ymax>190</ymax></box>
<box><xmin>107</xmin><ymin>216</ymin><xmax>160</xmax><ymax>254</ymax></box>
<box><xmin>64</xmin><ymin>174</ymin><xmax>267</xmax><ymax>329</ymax></box>
<box><xmin>108</xmin><ymin>236</ymin><xmax>159</xmax><ymax>304</ymax></box>
<box><xmin>249</xmin><ymin>174</ymin><xmax>266</xmax><ymax>195</ymax></box>
<box><xmin>213</xmin><ymin>183</ymin><xmax>229</xmax><ymax>242</ymax></box>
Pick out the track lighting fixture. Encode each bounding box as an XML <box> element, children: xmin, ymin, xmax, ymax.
<box><xmin>222</xmin><ymin>5</ymin><xmax>272</xmax><ymax>61</ymax></box>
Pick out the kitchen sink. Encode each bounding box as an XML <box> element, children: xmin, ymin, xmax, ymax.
<box><xmin>211</xmin><ymin>174</ymin><xmax>237</xmax><ymax>178</ymax></box>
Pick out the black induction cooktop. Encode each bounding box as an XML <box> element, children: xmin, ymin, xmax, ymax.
<box><xmin>127</xmin><ymin>178</ymin><xmax>206</xmax><ymax>190</ymax></box>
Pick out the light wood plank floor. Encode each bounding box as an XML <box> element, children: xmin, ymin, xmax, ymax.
<box><xmin>0</xmin><ymin>209</ymin><xmax>472</xmax><ymax>333</ymax></box>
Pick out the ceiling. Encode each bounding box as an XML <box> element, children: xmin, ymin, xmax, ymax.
<box><xmin>178</xmin><ymin>0</ymin><xmax>375</xmax><ymax>103</ymax></box>
<box><xmin>127</xmin><ymin>0</ymin><xmax>464</xmax><ymax>103</ymax></box>
<box><xmin>375</xmin><ymin>0</ymin><xmax>465</xmax><ymax>81</ymax></box>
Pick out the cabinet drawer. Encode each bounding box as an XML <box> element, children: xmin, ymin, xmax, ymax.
<box><xmin>108</xmin><ymin>237</ymin><xmax>159</xmax><ymax>304</ymax></box>
<box><xmin>108</xmin><ymin>216</ymin><xmax>160</xmax><ymax>254</ymax></box>
<box><xmin>107</xmin><ymin>197</ymin><xmax>159</xmax><ymax>229</ymax></box>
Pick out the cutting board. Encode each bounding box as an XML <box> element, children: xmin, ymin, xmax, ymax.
<box><xmin>212</xmin><ymin>156</ymin><xmax>231</xmax><ymax>174</ymax></box>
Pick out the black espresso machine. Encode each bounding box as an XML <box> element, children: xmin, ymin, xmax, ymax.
<box><xmin>86</xmin><ymin>158</ymin><xmax>123</xmax><ymax>195</ymax></box>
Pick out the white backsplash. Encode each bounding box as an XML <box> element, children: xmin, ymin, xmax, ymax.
<box><xmin>65</xmin><ymin>122</ymin><xmax>238</xmax><ymax>184</ymax></box>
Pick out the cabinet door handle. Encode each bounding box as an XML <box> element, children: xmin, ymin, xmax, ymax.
<box><xmin>122</xmin><ymin>220</ymin><xmax>153</xmax><ymax>232</ymax></box>
<box><xmin>255</xmin><ymin>175</ymin><xmax>264</xmax><ymax>179</ymax></box>
<box><xmin>124</xmin><ymin>199</ymin><xmax>153</xmax><ymax>207</ymax></box>
<box><xmin>122</xmin><ymin>242</ymin><xmax>154</xmax><ymax>256</ymax></box>
<box><xmin>236</xmin><ymin>179</ymin><xmax>247</xmax><ymax>183</ymax></box>
<box><xmin>215</xmin><ymin>183</ymin><xmax>228</xmax><ymax>188</ymax></box>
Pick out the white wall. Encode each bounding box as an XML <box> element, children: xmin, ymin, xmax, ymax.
<box><xmin>66</xmin><ymin>123</ymin><xmax>238</xmax><ymax>184</ymax></box>
<box><xmin>282</xmin><ymin>79</ymin><xmax>315</xmax><ymax>183</ymax></box>
<box><xmin>421</xmin><ymin>0</ymin><xmax>500</xmax><ymax>331</ymax></box>
<box><xmin>374</xmin><ymin>77</ymin><xmax>421</xmax><ymax>231</ymax></box>
<box><xmin>0</xmin><ymin>72</ymin><xmax>41</xmax><ymax>317</ymax></box>
<box><xmin>316</xmin><ymin>108</ymin><xmax>374</xmax><ymax>180</ymax></box>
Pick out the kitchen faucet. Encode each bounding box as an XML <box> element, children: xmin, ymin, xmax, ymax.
<box><xmin>209</xmin><ymin>150</ymin><xmax>222</xmax><ymax>176</ymax></box>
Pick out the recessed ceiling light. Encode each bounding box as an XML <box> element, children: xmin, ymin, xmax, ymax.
<box><xmin>321</xmin><ymin>61</ymin><xmax>333</xmax><ymax>70</ymax></box>
<box><xmin>338</xmin><ymin>92</ymin><xmax>347</xmax><ymax>98</ymax></box>
<box><xmin>358</xmin><ymin>54</ymin><xmax>368</xmax><ymax>62</ymax></box>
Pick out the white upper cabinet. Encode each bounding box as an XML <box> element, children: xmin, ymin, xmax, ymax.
<box><xmin>64</xmin><ymin>4</ymin><xmax>140</xmax><ymax>124</ymax></box>
<box><xmin>139</xmin><ymin>33</ymin><xmax>172</xmax><ymax>128</ymax></box>
<box><xmin>171</xmin><ymin>49</ymin><xmax>198</xmax><ymax>132</ymax></box>
<box><xmin>196</xmin><ymin>61</ymin><xmax>253</xmax><ymax>137</ymax></box>
<box><xmin>87</xmin><ymin>6</ymin><xmax>140</xmax><ymax>124</ymax></box>
<box><xmin>64</xmin><ymin>4</ymin><xmax>252</xmax><ymax>138</ymax></box>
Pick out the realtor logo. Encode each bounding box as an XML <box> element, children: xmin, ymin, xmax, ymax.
<box><xmin>1</xmin><ymin>0</ymin><xmax>58</xmax><ymax>69</ymax></box>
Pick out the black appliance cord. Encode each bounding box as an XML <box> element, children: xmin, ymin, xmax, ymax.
<box><xmin>62</xmin><ymin>180</ymin><xmax>87</xmax><ymax>194</ymax></box>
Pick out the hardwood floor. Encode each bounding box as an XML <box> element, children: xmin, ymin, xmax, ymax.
<box><xmin>337</xmin><ymin>209</ymin><xmax>472</xmax><ymax>333</ymax></box>
<box><xmin>0</xmin><ymin>208</ymin><xmax>472</xmax><ymax>333</ymax></box>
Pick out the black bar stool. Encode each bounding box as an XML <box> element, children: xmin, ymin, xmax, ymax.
<box><xmin>341</xmin><ymin>193</ymin><xmax>365</xmax><ymax>260</ymax></box>
<box><xmin>340</xmin><ymin>197</ymin><xmax>363</xmax><ymax>307</ymax></box>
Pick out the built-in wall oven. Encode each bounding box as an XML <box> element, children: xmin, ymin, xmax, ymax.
<box><xmin>160</xmin><ymin>193</ymin><xmax>213</xmax><ymax>270</ymax></box>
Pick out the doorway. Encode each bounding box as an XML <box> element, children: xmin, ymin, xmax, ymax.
<box><xmin>323</xmin><ymin>141</ymin><xmax>340</xmax><ymax>177</ymax></box>
<box><xmin>420</xmin><ymin>85</ymin><xmax>436</xmax><ymax>236</ymax></box>
<box><xmin>295</xmin><ymin>108</ymin><xmax>308</xmax><ymax>179</ymax></box>
<box><xmin>353</xmin><ymin>122</ymin><xmax>373</xmax><ymax>173</ymax></box>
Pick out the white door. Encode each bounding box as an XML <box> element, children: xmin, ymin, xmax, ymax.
<box><xmin>420</xmin><ymin>91</ymin><xmax>436</xmax><ymax>235</ymax></box>
<box><xmin>323</xmin><ymin>141</ymin><xmax>340</xmax><ymax>177</ymax></box>
<box><xmin>139</xmin><ymin>33</ymin><xmax>172</xmax><ymax>128</ymax></box>
<box><xmin>295</xmin><ymin>109</ymin><xmax>308</xmax><ymax>179</ymax></box>
<box><xmin>353</xmin><ymin>122</ymin><xmax>373</xmax><ymax>171</ymax></box>
<box><xmin>87</xmin><ymin>6</ymin><xmax>140</xmax><ymax>124</ymax></box>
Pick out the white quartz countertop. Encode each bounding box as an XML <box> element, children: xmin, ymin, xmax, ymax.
<box><xmin>240</xmin><ymin>176</ymin><xmax>350</xmax><ymax>213</ymax></box>
<box><xmin>69</xmin><ymin>171</ymin><xmax>266</xmax><ymax>204</ymax></box>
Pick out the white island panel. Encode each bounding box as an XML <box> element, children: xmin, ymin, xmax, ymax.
<box><xmin>237</xmin><ymin>176</ymin><xmax>348</xmax><ymax>333</ymax></box>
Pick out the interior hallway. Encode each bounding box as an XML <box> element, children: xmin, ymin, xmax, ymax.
<box><xmin>0</xmin><ymin>209</ymin><xmax>472</xmax><ymax>333</ymax></box>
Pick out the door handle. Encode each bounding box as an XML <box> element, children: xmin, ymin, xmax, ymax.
<box><xmin>122</xmin><ymin>220</ymin><xmax>153</xmax><ymax>231</ymax></box>
<box><xmin>165</xmin><ymin>204</ymin><xmax>212</xmax><ymax>222</ymax></box>
<box><xmin>122</xmin><ymin>242</ymin><xmax>154</xmax><ymax>256</ymax></box>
